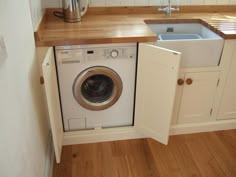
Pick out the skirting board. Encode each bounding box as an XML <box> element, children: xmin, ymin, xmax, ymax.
<box><xmin>63</xmin><ymin>127</ymin><xmax>145</xmax><ymax>145</ymax></box>
<box><xmin>170</xmin><ymin>119</ymin><xmax>236</xmax><ymax>135</ymax></box>
<box><xmin>63</xmin><ymin>120</ymin><xmax>236</xmax><ymax>145</ymax></box>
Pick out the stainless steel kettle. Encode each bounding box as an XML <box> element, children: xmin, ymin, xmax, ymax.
<box><xmin>62</xmin><ymin>0</ymin><xmax>89</xmax><ymax>22</ymax></box>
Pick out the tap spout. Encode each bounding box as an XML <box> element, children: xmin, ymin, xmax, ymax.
<box><xmin>158</xmin><ymin>0</ymin><xmax>179</xmax><ymax>16</ymax></box>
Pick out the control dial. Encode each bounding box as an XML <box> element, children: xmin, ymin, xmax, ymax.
<box><xmin>110</xmin><ymin>49</ymin><xmax>119</xmax><ymax>58</ymax></box>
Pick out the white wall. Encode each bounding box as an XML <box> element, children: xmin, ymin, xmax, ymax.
<box><xmin>43</xmin><ymin>0</ymin><xmax>236</xmax><ymax>8</ymax></box>
<box><xmin>0</xmin><ymin>0</ymin><xmax>50</xmax><ymax>177</ymax></box>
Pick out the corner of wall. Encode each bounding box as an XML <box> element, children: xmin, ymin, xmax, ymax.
<box><xmin>29</xmin><ymin>0</ymin><xmax>46</xmax><ymax>31</ymax></box>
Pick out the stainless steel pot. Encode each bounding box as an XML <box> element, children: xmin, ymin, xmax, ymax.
<box><xmin>62</xmin><ymin>0</ymin><xmax>89</xmax><ymax>22</ymax></box>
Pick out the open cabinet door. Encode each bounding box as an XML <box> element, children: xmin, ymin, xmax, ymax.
<box><xmin>135</xmin><ymin>43</ymin><xmax>181</xmax><ymax>145</ymax></box>
<box><xmin>42</xmin><ymin>47</ymin><xmax>63</xmax><ymax>163</ymax></box>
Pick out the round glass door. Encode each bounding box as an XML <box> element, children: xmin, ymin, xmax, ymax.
<box><xmin>73</xmin><ymin>66</ymin><xmax>123</xmax><ymax>111</ymax></box>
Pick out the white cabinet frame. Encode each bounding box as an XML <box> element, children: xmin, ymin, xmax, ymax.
<box><xmin>42</xmin><ymin>43</ymin><xmax>181</xmax><ymax>162</ymax></box>
<box><xmin>41</xmin><ymin>41</ymin><xmax>236</xmax><ymax>163</ymax></box>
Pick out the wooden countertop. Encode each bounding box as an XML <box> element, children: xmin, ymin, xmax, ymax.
<box><xmin>35</xmin><ymin>7</ymin><xmax>236</xmax><ymax>46</ymax></box>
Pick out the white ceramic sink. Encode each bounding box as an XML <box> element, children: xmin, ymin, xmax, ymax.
<box><xmin>147</xmin><ymin>23</ymin><xmax>224</xmax><ymax>68</ymax></box>
<box><xmin>158</xmin><ymin>34</ymin><xmax>202</xmax><ymax>40</ymax></box>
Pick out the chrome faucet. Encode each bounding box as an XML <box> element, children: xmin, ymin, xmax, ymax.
<box><xmin>158</xmin><ymin>0</ymin><xmax>179</xmax><ymax>16</ymax></box>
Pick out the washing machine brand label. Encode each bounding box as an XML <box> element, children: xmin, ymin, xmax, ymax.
<box><xmin>57</xmin><ymin>49</ymin><xmax>84</xmax><ymax>64</ymax></box>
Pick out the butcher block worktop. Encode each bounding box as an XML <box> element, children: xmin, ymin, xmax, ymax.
<box><xmin>35</xmin><ymin>7</ymin><xmax>236</xmax><ymax>46</ymax></box>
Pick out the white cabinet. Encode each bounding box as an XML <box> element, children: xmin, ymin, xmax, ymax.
<box><xmin>40</xmin><ymin>40</ymin><xmax>236</xmax><ymax>164</ymax></box>
<box><xmin>176</xmin><ymin>71</ymin><xmax>219</xmax><ymax>124</ymax></box>
<box><xmin>217</xmin><ymin>44</ymin><xmax>236</xmax><ymax>120</ymax></box>
<box><xmin>41</xmin><ymin>43</ymin><xmax>181</xmax><ymax>163</ymax></box>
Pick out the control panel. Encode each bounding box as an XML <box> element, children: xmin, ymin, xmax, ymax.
<box><xmin>83</xmin><ymin>47</ymin><xmax>136</xmax><ymax>60</ymax></box>
<box><xmin>55</xmin><ymin>43</ymin><xmax>137</xmax><ymax>63</ymax></box>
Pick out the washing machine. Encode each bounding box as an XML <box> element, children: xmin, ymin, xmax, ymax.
<box><xmin>55</xmin><ymin>43</ymin><xmax>137</xmax><ymax>131</ymax></box>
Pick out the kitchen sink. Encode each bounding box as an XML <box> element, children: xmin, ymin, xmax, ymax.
<box><xmin>147</xmin><ymin>23</ymin><xmax>224</xmax><ymax>68</ymax></box>
<box><xmin>158</xmin><ymin>34</ymin><xmax>202</xmax><ymax>40</ymax></box>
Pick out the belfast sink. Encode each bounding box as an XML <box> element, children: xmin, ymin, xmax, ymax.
<box><xmin>147</xmin><ymin>23</ymin><xmax>224</xmax><ymax>68</ymax></box>
<box><xmin>158</xmin><ymin>34</ymin><xmax>202</xmax><ymax>40</ymax></box>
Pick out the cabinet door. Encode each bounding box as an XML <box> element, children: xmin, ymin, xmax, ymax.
<box><xmin>218</xmin><ymin>50</ymin><xmax>236</xmax><ymax>120</ymax></box>
<box><xmin>135</xmin><ymin>43</ymin><xmax>181</xmax><ymax>145</ymax></box>
<box><xmin>171</xmin><ymin>73</ymin><xmax>185</xmax><ymax>124</ymax></box>
<box><xmin>177</xmin><ymin>72</ymin><xmax>219</xmax><ymax>123</ymax></box>
<box><xmin>42</xmin><ymin>47</ymin><xmax>63</xmax><ymax>163</ymax></box>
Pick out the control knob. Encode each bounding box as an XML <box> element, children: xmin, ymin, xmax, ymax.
<box><xmin>110</xmin><ymin>50</ymin><xmax>119</xmax><ymax>58</ymax></box>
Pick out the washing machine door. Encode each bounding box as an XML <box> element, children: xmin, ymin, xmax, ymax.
<box><xmin>73</xmin><ymin>66</ymin><xmax>123</xmax><ymax>111</ymax></box>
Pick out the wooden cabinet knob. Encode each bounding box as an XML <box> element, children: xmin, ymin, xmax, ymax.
<box><xmin>40</xmin><ymin>76</ymin><xmax>44</xmax><ymax>85</ymax></box>
<box><xmin>186</xmin><ymin>78</ymin><xmax>193</xmax><ymax>85</ymax></box>
<box><xmin>177</xmin><ymin>79</ymin><xmax>184</xmax><ymax>85</ymax></box>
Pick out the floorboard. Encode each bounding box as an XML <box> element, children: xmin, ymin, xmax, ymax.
<box><xmin>53</xmin><ymin>129</ymin><xmax>236</xmax><ymax>177</ymax></box>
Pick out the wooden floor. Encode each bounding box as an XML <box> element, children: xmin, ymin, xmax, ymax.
<box><xmin>53</xmin><ymin>129</ymin><xmax>236</xmax><ymax>177</ymax></box>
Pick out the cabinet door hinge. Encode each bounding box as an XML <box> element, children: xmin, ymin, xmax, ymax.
<box><xmin>210</xmin><ymin>108</ymin><xmax>213</xmax><ymax>116</ymax></box>
<box><xmin>217</xmin><ymin>78</ymin><xmax>220</xmax><ymax>87</ymax></box>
